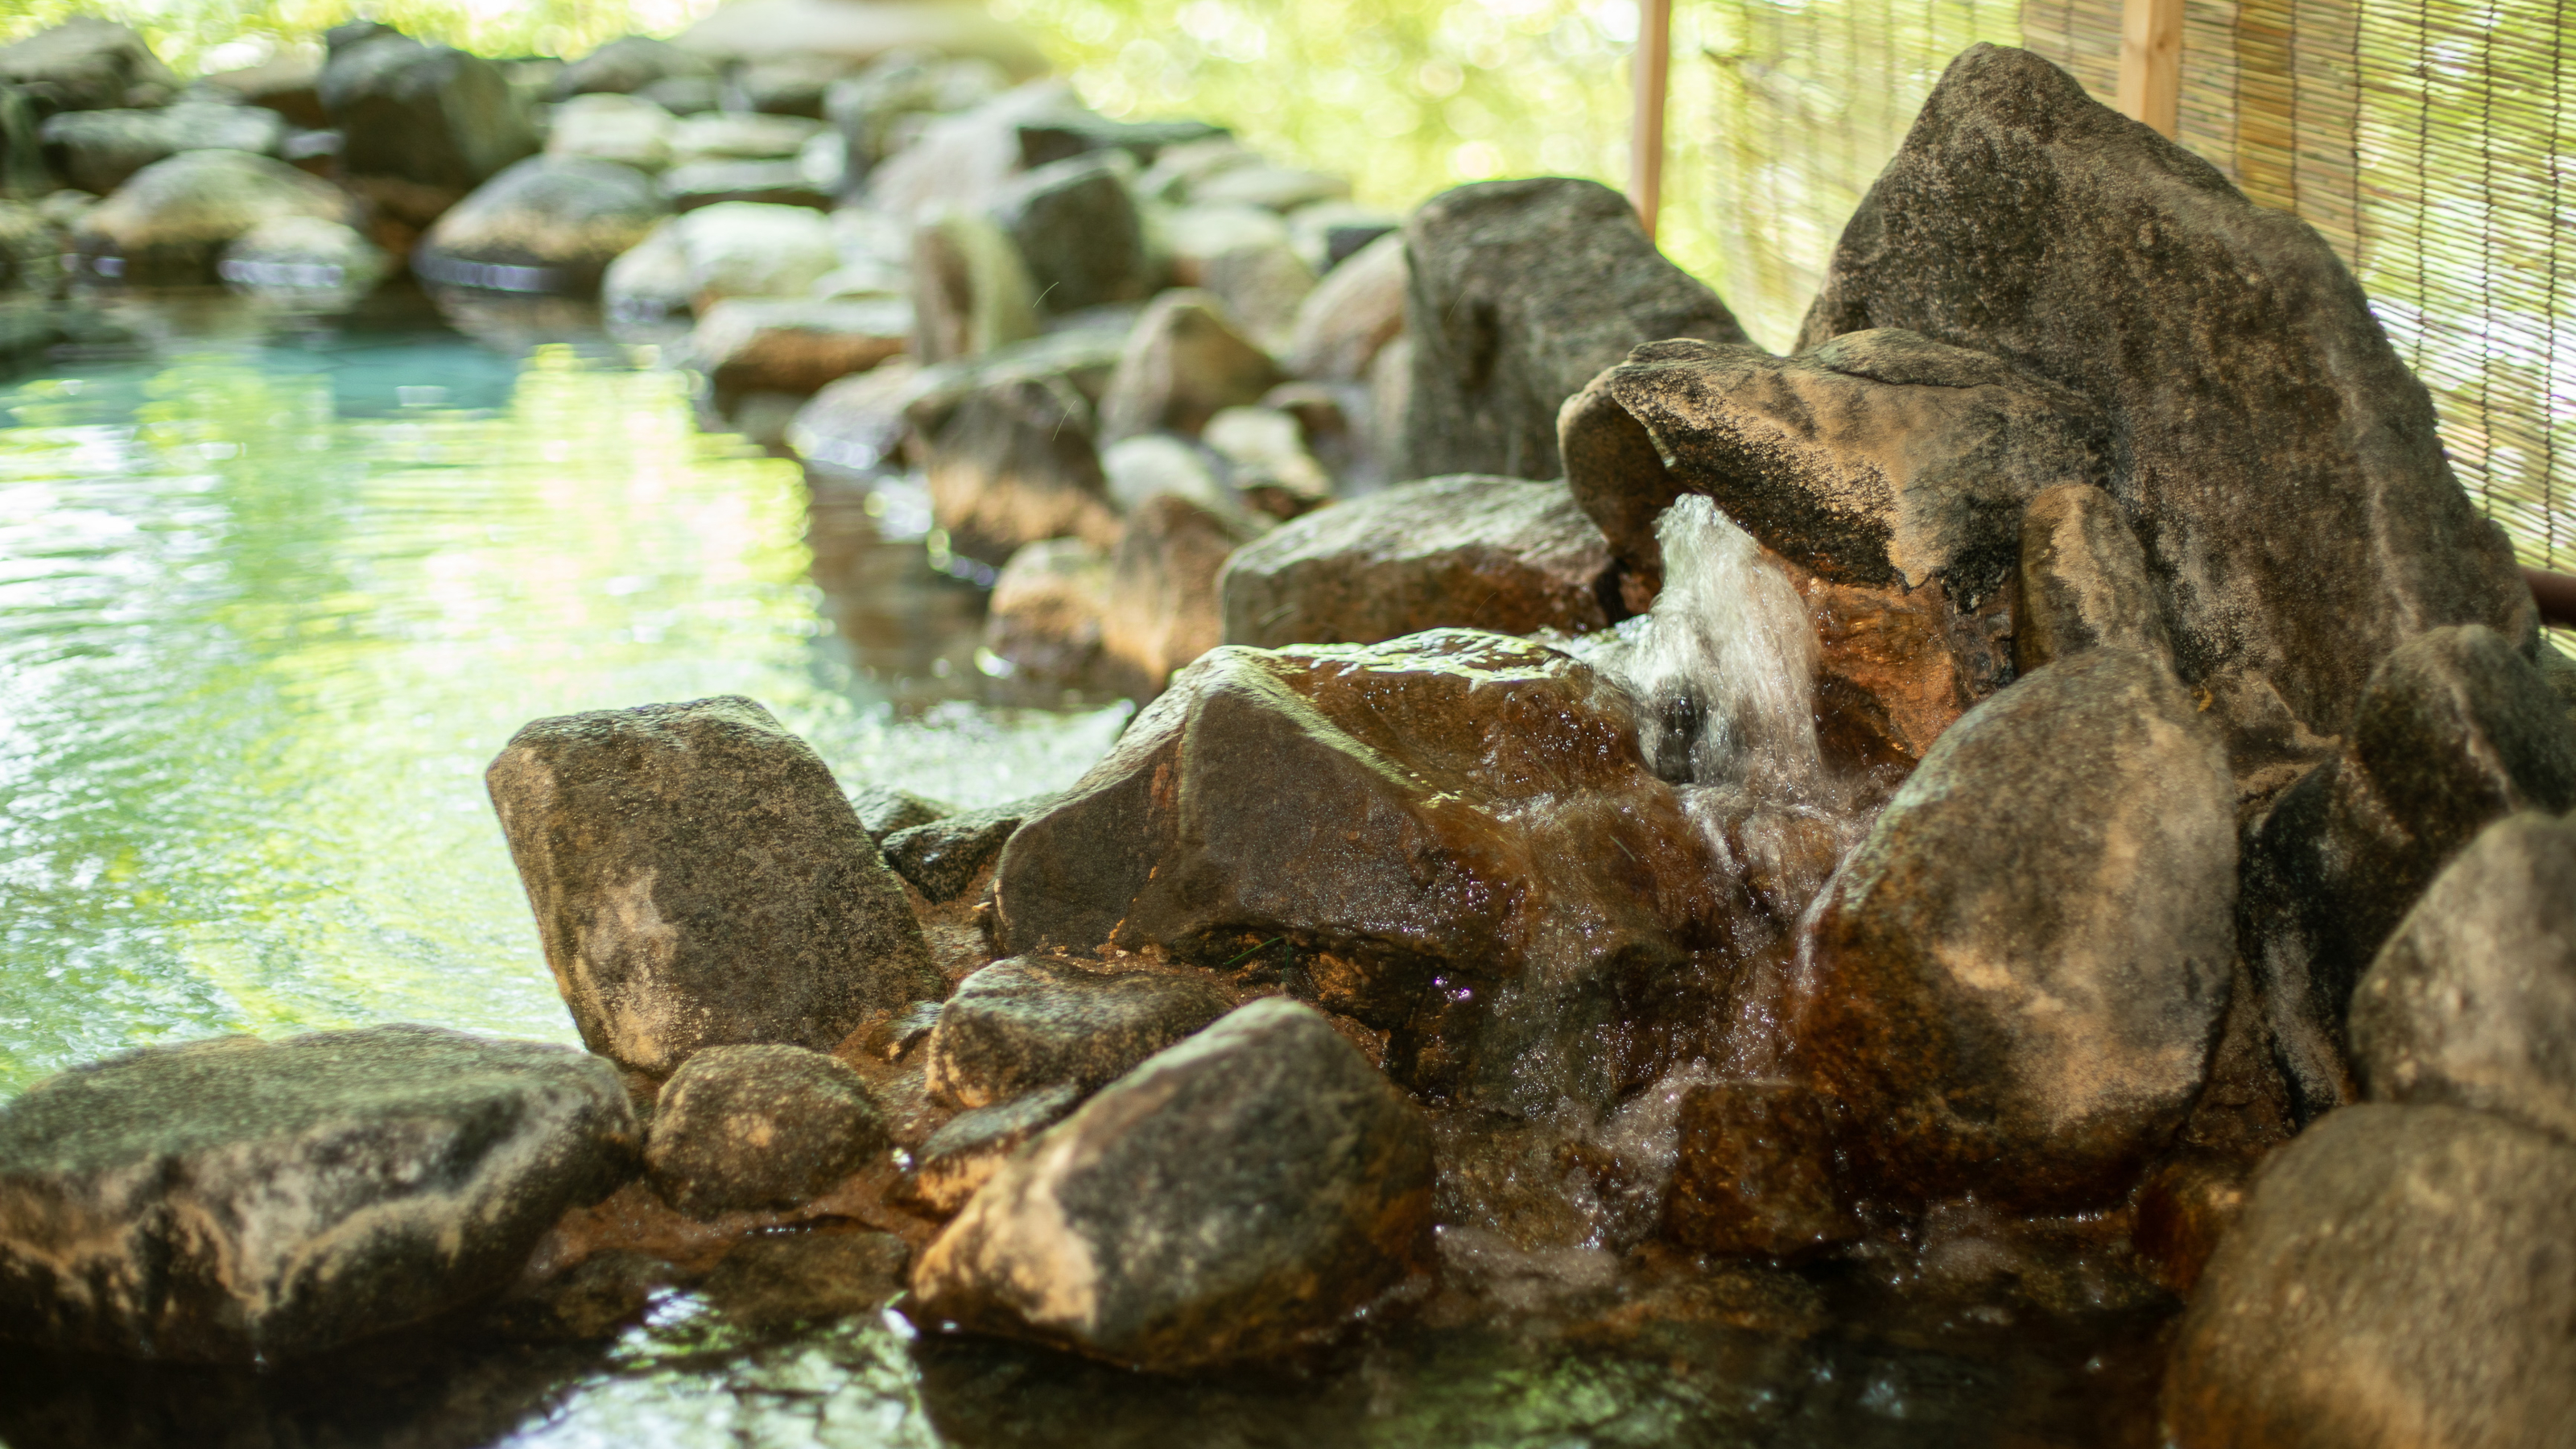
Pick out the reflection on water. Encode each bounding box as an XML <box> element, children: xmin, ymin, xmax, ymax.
<box><xmin>0</xmin><ymin>288</ymin><xmax>1126</xmax><ymax>1094</ymax></box>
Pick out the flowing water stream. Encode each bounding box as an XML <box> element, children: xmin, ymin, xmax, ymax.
<box><xmin>0</xmin><ymin>288</ymin><xmax>2169</xmax><ymax>1447</ymax></box>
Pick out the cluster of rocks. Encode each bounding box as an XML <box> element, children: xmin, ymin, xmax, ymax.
<box><xmin>2</xmin><ymin>34</ymin><xmax>2573</xmax><ymax>1443</ymax></box>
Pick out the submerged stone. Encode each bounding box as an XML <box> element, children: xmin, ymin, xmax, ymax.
<box><xmin>1781</xmin><ymin>646</ymin><xmax>2236</xmax><ymax>1210</ymax></box>
<box><xmin>485</xmin><ymin>694</ymin><xmax>937</xmax><ymax>1079</ymax></box>
<box><xmin>0</xmin><ymin>1025</ymin><xmax>636</xmax><ymax>1361</ymax></box>
<box><xmin>1217</xmin><ymin>475</ymin><xmax>1616</xmax><ymax>648</ymax></box>
<box><xmin>908</xmin><ymin>998</ymin><xmax>1434</xmax><ymax>1369</ymax></box>
<box><xmin>1798</xmin><ymin>44</ymin><xmax>2534</xmax><ymax>778</ymax></box>
<box><xmin>923</xmin><ymin>956</ymin><xmax>1235</xmax><ymax>1109</ymax></box>
<box><xmin>1402</xmin><ymin>177</ymin><xmax>1746</xmax><ymax>481</ymax></box>
<box><xmin>644</xmin><ymin>1043</ymin><xmax>888</xmax><ymax>1218</ymax></box>
<box><xmin>2164</xmin><ymin>1104</ymin><xmax>2576</xmax><ymax>1447</ymax></box>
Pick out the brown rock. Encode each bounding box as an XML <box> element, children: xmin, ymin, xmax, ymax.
<box><xmin>1403</xmin><ymin>176</ymin><xmax>1747</xmax><ymax>481</ymax></box>
<box><xmin>700</xmin><ymin>1229</ymin><xmax>910</xmax><ymax>1325</ymax></box>
<box><xmin>982</xmin><ymin>537</ymin><xmax>1109</xmax><ymax>683</ymax></box>
<box><xmin>1096</xmin><ymin>289</ymin><xmax>1284</xmax><ymax>443</ymax></box>
<box><xmin>691</xmin><ymin>296</ymin><xmax>909</xmax><ymax>406</ymax></box>
<box><xmin>906</xmin><ymin>1081</ymin><xmax>1083</xmax><ymax>1216</ymax></box>
<box><xmin>924</xmin><ymin>956</ymin><xmax>1234</xmax><ymax>1109</ymax></box>
<box><xmin>1663</xmin><ymin>1080</ymin><xmax>1860</xmax><ymax>1259</ymax></box>
<box><xmin>907</xmin><ymin>997</ymin><xmax>1434</xmax><ymax>1368</ymax></box>
<box><xmin>1218</xmin><ymin>475</ymin><xmax>1616</xmax><ymax>648</ymax></box>
<box><xmin>1099</xmin><ymin>492</ymin><xmax>1250</xmax><ymax>696</ymax></box>
<box><xmin>485</xmin><ymin>694</ymin><xmax>938</xmax><ymax>1078</ymax></box>
<box><xmin>2164</xmin><ymin>1104</ymin><xmax>2576</xmax><ymax>1447</ymax></box>
<box><xmin>910</xmin><ymin>352</ymin><xmax>1121</xmax><ymax>565</ymax></box>
<box><xmin>2132</xmin><ymin>1151</ymin><xmax>2252</xmax><ymax>1296</ymax></box>
<box><xmin>645</xmin><ymin>1043</ymin><xmax>888</xmax><ymax>1218</ymax></box>
<box><xmin>1286</xmin><ymin>229</ymin><xmax>1406</xmax><ymax>383</ymax></box>
<box><xmin>2014</xmin><ymin>481</ymin><xmax>2173</xmax><ymax>673</ymax></box>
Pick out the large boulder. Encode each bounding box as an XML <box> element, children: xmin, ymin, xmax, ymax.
<box><xmin>644</xmin><ymin>1043</ymin><xmax>888</xmax><ymax>1218</ymax></box>
<box><xmin>907</xmin><ymin>998</ymin><xmax>1434</xmax><ymax>1369</ymax></box>
<box><xmin>1797</xmin><ymin>44</ymin><xmax>2535</xmax><ymax>778</ymax></box>
<box><xmin>2164</xmin><ymin>1104</ymin><xmax>2576</xmax><ymax>1447</ymax></box>
<box><xmin>1402</xmin><ymin>177</ymin><xmax>1746</xmax><ymax>481</ymax></box>
<box><xmin>1559</xmin><ymin>328</ymin><xmax>2106</xmax><ymax>605</ymax></box>
<box><xmin>39</xmin><ymin>101</ymin><xmax>283</xmax><ymax>195</ymax></box>
<box><xmin>72</xmin><ymin>150</ymin><xmax>353</xmax><ymax>284</ymax></box>
<box><xmin>2350</xmin><ymin>811</ymin><xmax>2576</xmax><ymax>1144</ymax></box>
<box><xmin>415</xmin><ymin>156</ymin><xmax>663</xmax><ymax>293</ymax></box>
<box><xmin>923</xmin><ymin>956</ymin><xmax>1235</xmax><ymax>1108</ymax></box>
<box><xmin>2240</xmin><ymin>625</ymin><xmax>2576</xmax><ymax>1118</ymax></box>
<box><xmin>1777</xmin><ymin>646</ymin><xmax>2237</xmax><ymax>1210</ymax></box>
<box><xmin>992</xmin><ymin>630</ymin><xmax>1740</xmax><ymax>1107</ymax></box>
<box><xmin>1218</xmin><ymin>475</ymin><xmax>1616</xmax><ymax>648</ymax></box>
<box><xmin>0</xmin><ymin>1026</ymin><xmax>635</xmax><ymax>1361</ymax></box>
<box><xmin>0</xmin><ymin>19</ymin><xmax>174</xmax><ymax>114</ymax></box>
<box><xmin>220</xmin><ymin>215</ymin><xmax>386</xmax><ymax>297</ymax></box>
<box><xmin>485</xmin><ymin>695</ymin><xmax>938</xmax><ymax>1078</ymax></box>
<box><xmin>320</xmin><ymin>24</ymin><xmax>537</xmax><ymax>225</ymax></box>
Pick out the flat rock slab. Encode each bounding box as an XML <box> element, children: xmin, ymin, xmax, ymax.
<box><xmin>908</xmin><ymin>998</ymin><xmax>1433</xmax><ymax>1369</ymax></box>
<box><xmin>0</xmin><ymin>1025</ymin><xmax>636</xmax><ymax>1361</ymax></box>
<box><xmin>645</xmin><ymin>1043</ymin><xmax>887</xmax><ymax>1218</ymax></box>
<box><xmin>1798</xmin><ymin>43</ymin><xmax>2533</xmax><ymax>776</ymax></box>
<box><xmin>923</xmin><ymin>956</ymin><xmax>1234</xmax><ymax>1109</ymax></box>
<box><xmin>2165</xmin><ymin>1103</ymin><xmax>2576</xmax><ymax>1447</ymax></box>
<box><xmin>486</xmin><ymin>694</ymin><xmax>936</xmax><ymax>1079</ymax></box>
<box><xmin>1218</xmin><ymin>475</ymin><xmax>1617</xmax><ymax>648</ymax></box>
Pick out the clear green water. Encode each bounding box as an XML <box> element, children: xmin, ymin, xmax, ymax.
<box><xmin>0</xmin><ymin>290</ymin><xmax>2165</xmax><ymax>1447</ymax></box>
<box><xmin>0</xmin><ymin>288</ymin><xmax>1127</xmax><ymax>1096</ymax></box>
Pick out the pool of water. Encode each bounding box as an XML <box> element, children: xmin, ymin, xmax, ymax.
<box><xmin>0</xmin><ymin>286</ymin><xmax>2170</xmax><ymax>1447</ymax></box>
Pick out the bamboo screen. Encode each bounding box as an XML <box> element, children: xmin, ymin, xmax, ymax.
<box><xmin>1693</xmin><ymin>0</ymin><xmax>2573</xmax><ymax>571</ymax></box>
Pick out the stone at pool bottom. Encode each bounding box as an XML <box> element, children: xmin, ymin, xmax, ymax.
<box><xmin>0</xmin><ymin>1024</ymin><xmax>638</xmax><ymax>1362</ymax></box>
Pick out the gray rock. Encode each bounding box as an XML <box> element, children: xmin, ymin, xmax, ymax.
<box><xmin>1286</xmin><ymin>229</ymin><xmax>1406</xmax><ymax>383</ymax></box>
<box><xmin>1663</xmin><ymin>1079</ymin><xmax>1860</xmax><ymax>1259</ymax></box>
<box><xmin>909</xmin><ymin>208</ymin><xmax>1041</xmax><ymax>365</ymax></box>
<box><xmin>485</xmin><ymin>694</ymin><xmax>938</xmax><ymax>1078</ymax></box>
<box><xmin>1099</xmin><ymin>492</ymin><xmax>1253</xmax><ymax>696</ymax></box>
<box><xmin>737</xmin><ymin>54</ymin><xmax>851</xmax><ymax>120</ymax></box>
<box><xmin>993</xmin><ymin>630</ymin><xmax>1736</xmax><ymax>1109</ymax></box>
<box><xmin>550</xmin><ymin>35</ymin><xmax>717</xmax><ymax>100</ymax></box>
<box><xmin>1015</xmin><ymin>114</ymin><xmax>1226</xmax><ymax>170</ymax></box>
<box><xmin>543</xmin><ymin>93</ymin><xmax>674</xmax><ymax>171</ymax></box>
<box><xmin>2351</xmin><ymin>812</ymin><xmax>2576</xmax><ymax>1144</ymax></box>
<box><xmin>908</xmin><ymin>337</ymin><xmax>1124</xmax><ymax>564</ymax></box>
<box><xmin>1779</xmin><ymin>646</ymin><xmax>2237</xmax><ymax>1210</ymax></box>
<box><xmin>997</xmin><ymin>153</ymin><xmax>1153</xmax><ymax>313</ymax></box>
<box><xmin>320</xmin><ymin>27</ymin><xmax>537</xmax><ymax>224</ymax></box>
<box><xmin>1402</xmin><ymin>177</ymin><xmax>1747</xmax><ymax>481</ymax></box>
<box><xmin>1188</xmin><ymin>164</ymin><xmax>1348</xmax><ymax>213</ymax></box>
<box><xmin>1200</xmin><ymin>406</ymin><xmax>1331</xmax><ymax>520</ymax></box>
<box><xmin>2241</xmin><ymin>625</ymin><xmax>2576</xmax><ymax>1119</ymax></box>
<box><xmin>2163</xmin><ymin>1103</ymin><xmax>2576</xmax><ymax>1447</ymax></box>
<box><xmin>1559</xmin><ymin>329</ymin><xmax>2106</xmax><ymax>604</ymax></box>
<box><xmin>670</xmin><ymin>0</ymin><xmax>1049</xmax><ymax>82</ymax></box>
<box><xmin>73</xmin><ymin>150</ymin><xmax>352</xmax><ymax>284</ymax></box>
<box><xmin>1100</xmin><ymin>433</ymin><xmax>1252</xmax><ymax>528</ymax></box>
<box><xmin>1219</xmin><ymin>475</ymin><xmax>1616</xmax><ymax>648</ymax></box>
<box><xmin>39</xmin><ymin>101</ymin><xmax>283</xmax><ymax>195</ymax></box>
<box><xmin>0</xmin><ymin>1025</ymin><xmax>636</xmax><ymax>1361</ymax></box>
<box><xmin>825</xmin><ymin>52</ymin><xmax>1009</xmax><ymax>175</ymax></box>
<box><xmin>925</xmin><ymin>956</ymin><xmax>1235</xmax><ymax>1110</ymax></box>
<box><xmin>638</xmin><ymin>74</ymin><xmax>721</xmax><ymax>117</ymax></box>
<box><xmin>1798</xmin><ymin>44</ymin><xmax>2534</xmax><ymax>779</ymax></box>
<box><xmin>984</xmin><ymin>537</ymin><xmax>1112</xmax><ymax>686</ymax></box>
<box><xmin>668</xmin><ymin>111</ymin><xmax>827</xmax><ymax>165</ymax></box>
<box><xmin>416</xmin><ymin>155</ymin><xmax>663</xmax><ymax>293</ymax></box>
<box><xmin>908</xmin><ymin>997</ymin><xmax>1435</xmax><ymax>1369</ymax></box>
<box><xmin>218</xmin><ymin>215</ymin><xmax>385</xmax><ymax>297</ymax></box>
<box><xmin>1194</xmin><ymin>233</ymin><xmax>1315</xmax><ymax>356</ymax></box>
<box><xmin>850</xmin><ymin>783</ymin><xmax>955</xmax><ymax>844</ymax></box>
<box><xmin>2014</xmin><ymin>481</ymin><xmax>2172</xmax><ymax>673</ymax></box>
<box><xmin>690</xmin><ymin>296</ymin><xmax>909</xmax><ymax>406</ymax></box>
<box><xmin>644</xmin><ymin>1043</ymin><xmax>888</xmax><ymax>1217</ymax></box>
<box><xmin>866</xmin><ymin>79</ymin><xmax>1075</xmax><ymax>221</ymax></box>
<box><xmin>672</xmin><ymin>200</ymin><xmax>840</xmax><ymax>305</ymax></box>
<box><xmin>0</xmin><ymin>19</ymin><xmax>174</xmax><ymax>114</ymax></box>
<box><xmin>881</xmin><ymin>795</ymin><xmax>1060</xmax><ymax>904</ymax></box>
<box><xmin>908</xmin><ymin>1081</ymin><xmax>1083</xmax><ymax>1216</ymax></box>
<box><xmin>700</xmin><ymin>1230</ymin><xmax>910</xmax><ymax>1325</ymax></box>
<box><xmin>1097</xmin><ymin>289</ymin><xmax>1283</xmax><ymax>443</ymax></box>
<box><xmin>786</xmin><ymin>357</ymin><xmax>924</xmax><ymax>478</ymax></box>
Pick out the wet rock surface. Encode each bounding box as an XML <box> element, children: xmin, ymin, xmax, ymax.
<box><xmin>1799</xmin><ymin>43</ymin><xmax>2534</xmax><ymax>773</ymax></box>
<box><xmin>1219</xmin><ymin>475</ymin><xmax>1617</xmax><ymax>647</ymax></box>
<box><xmin>994</xmin><ymin>630</ymin><xmax>1739</xmax><ymax>1108</ymax></box>
<box><xmin>2164</xmin><ymin>1104</ymin><xmax>2576</xmax><ymax>1447</ymax></box>
<box><xmin>1780</xmin><ymin>646</ymin><xmax>2237</xmax><ymax>1210</ymax></box>
<box><xmin>908</xmin><ymin>998</ymin><xmax>1435</xmax><ymax>1369</ymax></box>
<box><xmin>2351</xmin><ymin>811</ymin><xmax>2576</xmax><ymax>1143</ymax></box>
<box><xmin>644</xmin><ymin>1043</ymin><xmax>888</xmax><ymax>1218</ymax></box>
<box><xmin>2240</xmin><ymin>624</ymin><xmax>2576</xmax><ymax>1118</ymax></box>
<box><xmin>923</xmin><ymin>956</ymin><xmax>1235</xmax><ymax>1109</ymax></box>
<box><xmin>1562</xmin><ymin>329</ymin><xmax>2105</xmax><ymax>603</ymax></box>
<box><xmin>485</xmin><ymin>695</ymin><xmax>936</xmax><ymax>1078</ymax></box>
<box><xmin>907</xmin><ymin>1081</ymin><xmax>1084</xmax><ymax>1217</ymax></box>
<box><xmin>0</xmin><ymin>1025</ymin><xmax>636</xmax><ymax>1361</ymax></box>
<box><xmin>880</xmin><ymin>795</ymin><xmax>1059</xmax><ymax>903</ymax></box>
<box><xmin>700</xmin><ymin>1229</ymin><xmax>911</xmax><ymax>1326</ymax></box>
<box><xmin>1663</xmin><ymin>1080</ymin><xmax>1860</xmax><ymax>1260</ymax></box>
<box><xmin>1402</xmin><ymin>176</ymin><xmax>1747</xmax><ymax>481</ymax></box>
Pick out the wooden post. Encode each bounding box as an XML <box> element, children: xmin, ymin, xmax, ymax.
<box><xmin>1631</xmin><ymin>0</ymin><xmax>1673</xmax><ymax>237</ymax></box>
<box><xmin>2118</xmin><ymin>0</ymin><xmax>2184</xmax><ymax>137</ymax></box>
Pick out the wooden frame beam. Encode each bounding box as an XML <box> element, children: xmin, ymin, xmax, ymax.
<box><xmin>2119</xmin><ymin>0</ymin><xmax>2184</xmax><ymax>137</ymax></box>
<box><xmin>1631</xmin><ymin>0</ymin><xmax>1673</xmax><ymax>237</ymax></box>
